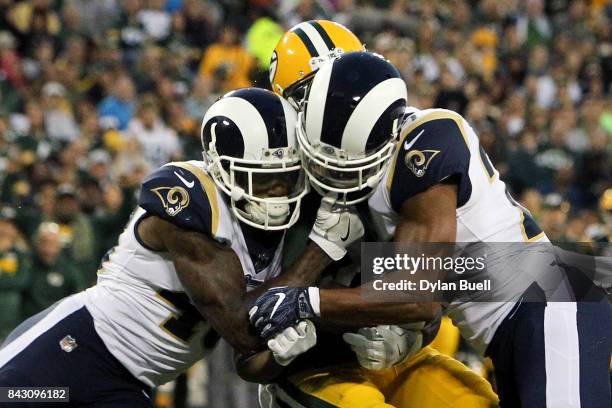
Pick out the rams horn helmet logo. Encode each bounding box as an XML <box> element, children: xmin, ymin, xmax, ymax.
<box><xmin>404</xmin><ymin>150</ymin><xmax>440</xmax><ymax>178</ymax></box>
<box><xmin>151</xmin><ymin>186</ymin><xmax>190</xmax><ymax>216</ymax></box>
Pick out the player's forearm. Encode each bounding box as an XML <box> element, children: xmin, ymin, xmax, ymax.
<box><xmin>319</xmin><ymin>287</ymin><xmax>440</xmax><ymax>328</ymax></box>
<box><xmin>152</xmin><ymin>219</ymin><xmax>264</xmax><ymax>354</ymax></box>
<box><xmin>199</xmin><ymin>302</ymin><xmax>262</xmax><ymax>354</ymax></box>
<box><xmin>174</xmin><ymin>250</ymin><xmax>262</xmax><ymax>353</ymax></box>
<box><xmin>273</xmin><ymin>242</ymin><xmax>332</xmax><ymax>287</ymax></box>
<box><xmin>234</xmin><ymin>349</ymin><xmax>285</xmax><ymax>384</ymax></box>
<box><xmin>212</xmin><ymin>243</ymin><xmax>329</xmax><ymax>353</ymax></box>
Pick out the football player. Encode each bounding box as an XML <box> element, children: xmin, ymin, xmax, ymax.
<box><xmin>0</xmin><ymin>88</ymin><xmax>365</xmax><ymax>407</ymax></box>
<box><xmin>245</xmin><ymin>53</ymin><xmax>499</xmax><ymax>407</ymax></box>
<box><xmin>250</xmin><ymin>52</ymin><xmax>612</xmax><ymax>407</ymax></box>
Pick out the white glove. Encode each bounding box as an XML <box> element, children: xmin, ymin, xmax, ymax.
<box><xmin>309</xmin><ymin>194</ymin><xmax>365</xmax><ymax>261</ymax></box>
<box><xmin>342</xmin><ymin>324</ymin><xmax>424</xmax><ymax>370</ymax></box>
<box><xmin>267</xmin><ymin>320</ymin><xmax>317</xmax><ymax>366</ymax></box>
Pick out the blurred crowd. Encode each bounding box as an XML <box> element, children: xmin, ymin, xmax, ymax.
<box><xmin>0</xmin><ymin>0</ymin><xmax>610</xmax><ymax>402</ymax></box>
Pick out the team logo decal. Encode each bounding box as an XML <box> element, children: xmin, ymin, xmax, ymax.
<box><xmin>269</xmin><ymin>51</ymin><xmax>278</xmax><ymax>84</ymax></box>
<box><xmin>404</xmin><ymin>149</ymin><xmax>440</xmax><ymax>177</ymax></box>
<box><xmin>151</xmin><ymin>186</ymin><xmax>190</xmax><ymax>216</ymax></box>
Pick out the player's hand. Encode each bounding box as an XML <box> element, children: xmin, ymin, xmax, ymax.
<box><xmin>268</xmin><ymin>320</ymin><xmax>317</xmax><ymax>366</ymax></box>
<box><xmin>342</xmin><ymin>323</ymin><xmax>424</xmax><ymax>370</ymax></box>
<box><xmin>249</xmin><ymin>287</ymin><xmax>319</xmax><ymax>339</ymax></box>
<box><xmin>309</xmin><ymin>194</ymin><xmax>365</xmax><ymax>261</ymax></box>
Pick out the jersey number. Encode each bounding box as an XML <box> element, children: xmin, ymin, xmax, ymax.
<box><xmin>158</xmin><ymin>289</ymin><xmax>204</xmax><ymax>343</ymax></box>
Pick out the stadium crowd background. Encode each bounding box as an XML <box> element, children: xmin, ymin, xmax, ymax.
<box><xmin>0</xmin><ymin>0</ymin><xmax>610</xmax><ymax>406</ymax></box>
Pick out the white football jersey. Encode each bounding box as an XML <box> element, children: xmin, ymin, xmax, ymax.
<box><xmin>368</xmin><ymin>108</ymin><xmax>548</xmax><ymax>353</ymax></box>
<box><xmin>84</xmin><ymin>161</ymin><xmax>284</xmax><ymax>386</ymax></box>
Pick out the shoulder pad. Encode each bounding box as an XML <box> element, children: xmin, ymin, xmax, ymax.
<box><xmin>139</xmin><ymin>162</ymin><xmax>220</xmax><ymax>237</ymax></box>
<box><xmin>386</xmin><ymin>110</ymin><xmax>472</xmax><ymax>211</ymax></box>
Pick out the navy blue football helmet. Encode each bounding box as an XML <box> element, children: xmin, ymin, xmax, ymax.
<box><xmin>201</xmin><ymin>88</ymin><xmax>308</xmax><ymax>230</ymax></box>
<box><xmin>298</xmin><ymin>52</ymin><xmax>407</xmax><ymax>205</ymax></box>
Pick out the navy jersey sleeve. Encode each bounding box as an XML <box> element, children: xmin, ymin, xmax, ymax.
<box><xmin>387</xmin><ymin>115</ymin><xmax>472</xmax><ymax>212</ymax></box>
<box><xmin>138</xmin><ymin>163</ymin><xmax>219</xmax><ymax>237</ymax></box>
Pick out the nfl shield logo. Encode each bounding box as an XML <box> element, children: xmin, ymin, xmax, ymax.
<box><xmin>59</xmin><ymin>335</ymin><xmax>78</xmax><ymax>352</ymax></box>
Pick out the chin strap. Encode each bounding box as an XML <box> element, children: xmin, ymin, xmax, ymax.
<box><xmin>243</xmin><ymin>200</ymin><xmax>290</xmax><ymax>227</ymax></box>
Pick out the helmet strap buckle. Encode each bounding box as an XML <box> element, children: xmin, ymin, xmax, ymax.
<box><xmin>367</xmin><ymin>174</ymin><xmax>381</xmax><ymax>188</ymax></box>
<box><xmin>231</xmin><ymin>186</ymin><xmax>245</xmax><ymax>201</ymax></box>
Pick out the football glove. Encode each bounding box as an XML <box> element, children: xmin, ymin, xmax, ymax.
<box><xmin>249</xmin><ymin>287</ymin><xmax>319</xmax><ymax>339</ymax></box>
<box><xmin>342</xmin><ymin>323</ymin><xmax>425</xmax><ymax>370</ymax></box>
<box><xmin>309</xmin><ymin>194</ymin><xmax>365</xmax><ymax>261</ymax></box>
<box><xmin>268</xmin><ymin>320</ymin><xmax>317</xmax><ymax>366</ymax></box>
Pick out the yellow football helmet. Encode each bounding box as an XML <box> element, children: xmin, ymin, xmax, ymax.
<box><xmin>269</xmin><ymin>20</ymin><xmax>364</xmax><ymax>104</ymax></box>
